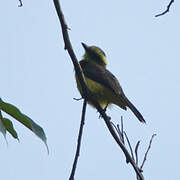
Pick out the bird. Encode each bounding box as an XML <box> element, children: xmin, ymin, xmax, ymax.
<box><xmin>75</xmin><ymin>42</ymin><xmax>145</xmax><ymax>123</ymax></box>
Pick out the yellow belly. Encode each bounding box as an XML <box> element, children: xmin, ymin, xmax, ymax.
<box><xmin>75</xmin><ymin>75</ymin><xmax>126</xmax><ymax>109</ymax></box>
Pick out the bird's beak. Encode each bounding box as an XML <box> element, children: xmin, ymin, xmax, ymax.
<box><xmin>81</xmin><ymin>42</ymin><xmax>89</xmax><ymax>51</ymax></box>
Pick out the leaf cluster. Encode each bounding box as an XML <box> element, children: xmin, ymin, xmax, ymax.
<box><xmin>0</xmin><ymin>98</ymin><xmax>48</xmax><ymax>153</ymax></box>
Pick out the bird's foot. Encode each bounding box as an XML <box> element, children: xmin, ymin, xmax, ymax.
<box><xmin>98</xmin><ymin>103</ymin><xmax>109</xmax><ymax>119</ymax></box>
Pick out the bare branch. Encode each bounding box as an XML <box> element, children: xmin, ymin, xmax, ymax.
<box><xmin>124</xmin><ymin>132</ymin><xmax>135</xmax><ymax>162</ymax></box>
<box><xmin>105</xmin><ymin>121</ymin><xmax>144</xmax><ymax>179</ymax></box>
<box><xmin>69</xmin><ymin>100</ymin><xmax>87</xmax><ymax>180</ymax></box>
<box><xmin>112</xmin><ymin>120</ymin><xmax>156</xmax><ymax>178</ymax></box>
<box><xmin>111</xmin><ymin>122</ymin><xmax>120</xmax><ymax>137</ymax></box>
<box><xmin>53</xmin><ymin>0</ymin><xmax>89</xmax><ymax>100</ymax></box>
<box><xmin>135</xmin><ymin>141</ymin><xmax>140</xmax><ymax>165</ymax></box>
<box><xmin>53</xmin><ymin>1</ymin><xmax>144</xmax><ymax>179</ymax></box>
<box><xmin>73</xmin><ymin>97</ymin><xmax>83</xmax><ymax>101</ymax></box>
<box><xmin>155</xmin><ymin>0</ymin><xmax>174</xmax><ymax>17</ymax></box>
<box><xmin>18</xmin><ymin>0</ymin><xmax>23</xmax><ymax>7</ymax></box>
<box><xmin>111</xmin><ymin>118</ymin><xmax>124</xmax><ymax>144</ymax></box>
<box><xmin>120</xmin><ymin>116</ymin><xmax>124</xmax><ymax>144</ymax></box>
<box><xmin>140</xmin><ymin>134</ymin><xmax>156</xmax><ymax>169</ymax></box>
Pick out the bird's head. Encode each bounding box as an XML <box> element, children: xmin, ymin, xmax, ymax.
<box><xmin>81</xmin><ymin>42</ymin><xmax>107</xmax><ymax>67</ymax></box>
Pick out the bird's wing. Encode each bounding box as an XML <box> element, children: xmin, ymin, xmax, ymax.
<box><xmin>80</xmin><ymin>60</ymin><xmax>125</xmax><ymax>96</ymax></box>
<box><xmin>80</xmin><ymin>60</ymin><xmax>146</xmax><ymax>123</ymax></box>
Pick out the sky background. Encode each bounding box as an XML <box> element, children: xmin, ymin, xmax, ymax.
<box><xmin>1</xmin><ymin>0</ymin><xmax>180</xmax><ymax>179</ymax></box>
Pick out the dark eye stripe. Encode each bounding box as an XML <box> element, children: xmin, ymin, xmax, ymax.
<box><xmin>89</xmin><ymin>49</ymin><xmax>105</xmax><ymax>66</ymax></box>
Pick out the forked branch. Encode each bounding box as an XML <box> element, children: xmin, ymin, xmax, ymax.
<box><xmin>112</xmin><ymin>120</ymin><xmax>156</xmax><ymax>179</ymax></box>
<box><xmin>53</xmin><ymin>0</ymin><xmax>147</xmax><ymax>179</ymax></box>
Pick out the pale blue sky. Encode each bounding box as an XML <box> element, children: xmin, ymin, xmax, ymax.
<box><xmin>1</xmin><ymin>0</ymin><xmax>180</xmax><ymax>179</ymax></box>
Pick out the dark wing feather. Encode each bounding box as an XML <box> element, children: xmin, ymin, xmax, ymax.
<box><xmin>80</xmin><ymin>60</ymin><xmax>124</xmax><ymax>96</ymax></box>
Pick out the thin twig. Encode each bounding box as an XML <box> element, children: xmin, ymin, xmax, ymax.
<box><xmin>111</xmin><ymin>122</ymin><xmax>124</xmax><ymax>143</ymax></box>
<box><xmin>117</xmin><ymin>124</ymin><xmax>124</xmax><ymax>143</ymax></box>
<box><xmin>111</xmin><ymin>121</ymin><xmax>130</xmax><ymax>164</ymax></box>
<box><xmin>155</xmin><ymin>0</ymin><xmax>174</xmax><ymax>17</ymax></box>
<box><xmin>73</xmin><ymin>97</ymin><xmax>83</xmax><ymax>101</ymax></box>
<box><xmin>53</xmin><ymin>1</ymin><xmax>144</xmax><ymax>179</ymax></box>
<box><xmin>140</xmin><ymin>134</ymin><xmax>156</xmax><ymax>170</ymax></box>
<box><xmin>104</xmin><ymin>120</ymin><xmax>144</xmax><ymax>179</ymax></box>
<box><xmin>18</xmin><ymin>0</ymin><xmax>23</xmax><ymax>7</ymax></box>
<box><xmin>124</xmin><ymin>132</ymin><xmax>135</xmax><ymax>162</ymax></box>
<box><xmin>135</xmin><ymin>141</ymin><xmax>141</xmax><ymax>165</ymax></box>
<box><xmin>112</xmin><ymin>117</ymin><xmax>125</xmax><ymax>144</ymax></box>
<box><xmin>69</xmin><ymin>100</ymin><xmax>87</xmax><ymax>180</ymax></box>
<box><xmin>111</xmin><ymin>122</ymin><xmax>120</xmax><ymax>135</ymax></box>
<box><xmin>120</xmin><ymin>116</ymin><xmax>124</xmax><ymax>144</ymax></box>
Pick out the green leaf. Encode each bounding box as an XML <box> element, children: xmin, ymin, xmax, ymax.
<box><xmin>0</xmin><ymin>98</ymin><xmax>48</xmax><ymax>152</ymax></box>
<box><xmin>0</xmin><ymin>110</ymin><xmax>7</xmax><ymax>140</ymax></box>
<box><xmin>23</xmin><ymin>114</ymin><xmax>49</xmax><ymax>154</ymax></box>
<box><xmin>1</xmin><ymin>118</ymin><xmax>19</xmax><ymax>140</ymax></box>
<box><xmin>0</xmin><ymin>98</ymin><xmax>32</xmax><ymax>130</ymax></box>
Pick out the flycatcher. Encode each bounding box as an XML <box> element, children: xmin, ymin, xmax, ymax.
<box><xmin>75</xmin><ymin>43</ymin><xmax>145</xmax><ymax>123</ymax></box>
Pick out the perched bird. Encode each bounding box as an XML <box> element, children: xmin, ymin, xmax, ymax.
<box><xmin>75</xmin><ymin>43</ymin><xmax>145</xmax><ymax>123</ymax></box>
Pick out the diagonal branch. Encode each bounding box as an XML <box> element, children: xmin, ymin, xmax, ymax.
<box><xmin>53</xmin><ymin>0</ymin><xmax>89</xmax><ymax>99</ymax></box>
<box><xmin>53</xmin><ymin>0</ymin><xmax>144</xmax><ymax>179</ymax></box>
<box><xmin>140</xmin><ymin>134</ymin><xmax>156</xmax><ymax>170</ymax></box>
<box><xmin>155</xmin><ymin>0</ymin><xmax>174</xmax><ymax>17</ymax></box>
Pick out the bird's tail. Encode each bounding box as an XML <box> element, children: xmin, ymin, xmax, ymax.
<box><xmin>123</xmin><ymin>97</ymin><xmax>146</xmax><ymax>123</ymax></box>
